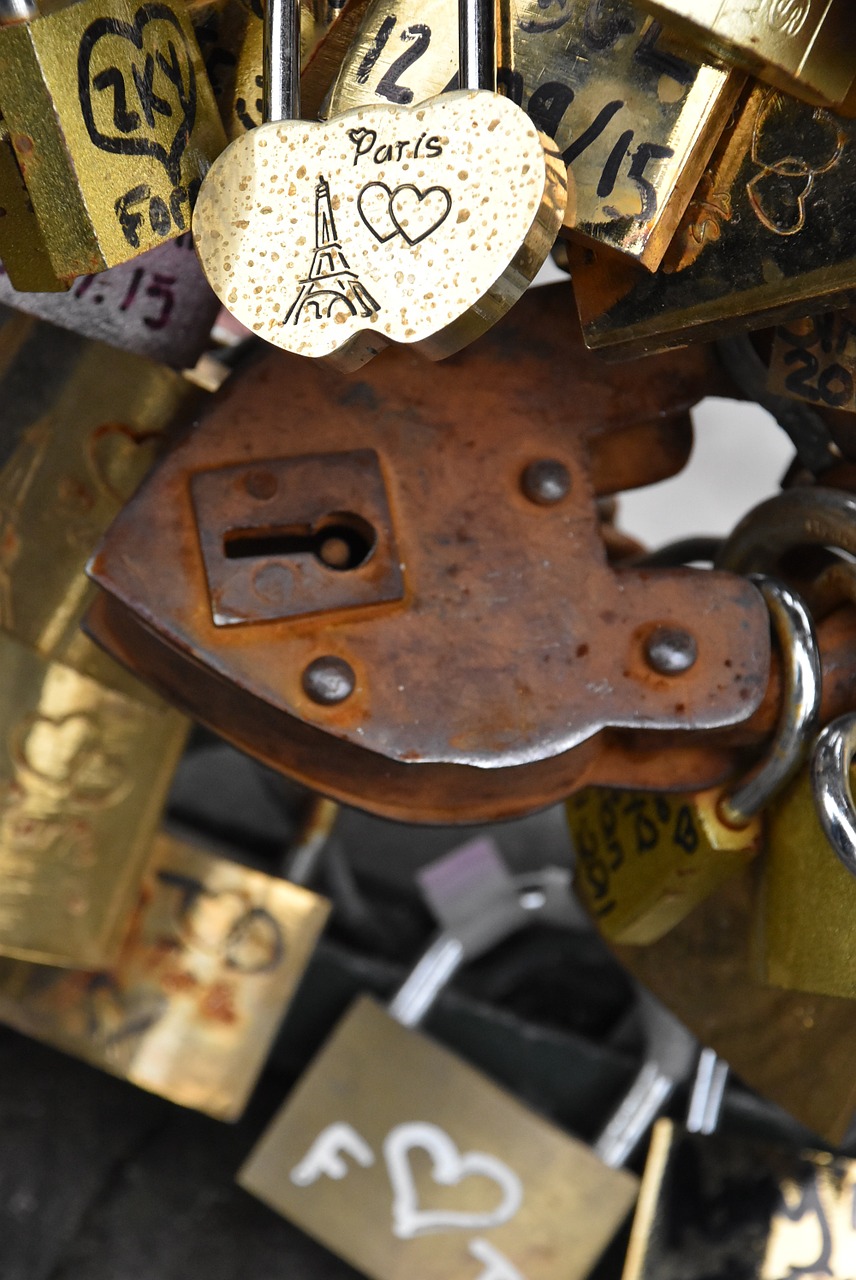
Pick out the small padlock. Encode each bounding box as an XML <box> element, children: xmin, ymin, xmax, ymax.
<box><xmin>0</xmin><ymin>308</ymin><xmax>195</xmax><ymax>966</ymax></box>
<box><xmin>757</xmin><ymin>713</ymin><xmax>856</xmax><ymax>1001</ymax></box>
<box><xmin>768</xmin><ymin>309</ymin><xmax>856</xmax><ymax>416</ymax></box>
<box><xmin>323</xmin><ymin>0</ymin><xmax>742</xmax><ymax>270</ymax></box>
<box><xmin>0</xmin><ymin>0</ymin><xmax>226</xmax><ymax>289</ymax></box>
<box><xmin>192</xmin><ymin>0</ymin><xmax>567</xmax><ymax>368</ymax></box>
<box><xmin>568</xmin><ymin>576</ymin><xmax>820</xmax><ymax>945</ymax></box>
<box><xmin>568</xmin><ymin>81</ymin><xmax>856</xmax><ymax>359</ymax></box>
<box><xmin>625</xmin><ymin>1048</ymin><xmax>856</xmax><ymax>1280</ymax></box>
<box><xmin>632</xmin><ymin>0</ymin><xmax>856</xmax><ymax>108</ymax></box>
<box><xmin>0</xmin><ymin>825</ymin><xmax>331</xmax><ymax>1118</ymax></box>
<box><xmin>239</xmin><ymin>852</ymin><xmax>639</xmax><ymax>1280</ymax></box>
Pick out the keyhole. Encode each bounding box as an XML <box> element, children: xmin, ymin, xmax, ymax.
<box><xmin>223</xmin><ymin>512</ymin><xmax>376</xmax><ymax>572</ymax></box>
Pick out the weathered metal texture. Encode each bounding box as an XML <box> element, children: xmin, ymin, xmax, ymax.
<box><xmin>612</xmin><ymin>871</ymin><xmax>856</xmax><ymax>1145</ymax></box>
<box><xmin>86</xmin><ymin>284</ymin><xmax>771</xmax><ymax>823</ymax></box>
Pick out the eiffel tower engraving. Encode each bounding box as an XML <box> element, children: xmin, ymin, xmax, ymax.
<box><xmin>284</xmin><ymin>176</ymin><xmax>381</xmax><ymax>326</ymax></box>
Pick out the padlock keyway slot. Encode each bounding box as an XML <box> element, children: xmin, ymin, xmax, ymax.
<box><xmin>223</xmin><ymin>513</ymin><xmax>377</xmax><ymax>572</ymax></box>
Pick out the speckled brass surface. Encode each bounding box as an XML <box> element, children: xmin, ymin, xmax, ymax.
<box><xmin>193</xmin><ymin>92</ymin><xmax>567</xmax><ymax>368</ymax></box>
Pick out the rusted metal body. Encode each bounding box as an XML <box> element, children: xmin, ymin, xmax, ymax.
<box><xmin>86</xmin><ymin>284</ymin><xmax>776</xmax><ymax>823</ymax></box>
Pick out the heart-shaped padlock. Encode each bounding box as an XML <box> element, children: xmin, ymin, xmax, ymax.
<box><xmin>192</xmin><ymin>0</ymin><xmax>567</xmax><ymax>370</ymax></box>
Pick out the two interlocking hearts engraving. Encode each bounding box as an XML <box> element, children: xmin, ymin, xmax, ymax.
<box><xmin>193</xmin><ymin>92</ymin><xmax>567</xmax><ymax>370</ymax></box>
<box><xmin>290</xmin><ymin>1119</ymin><xmax>523</xmax><ymax>1239</ymax></box>
<box><xmin>358</xmin><ymin>182</ymin><xmax>452</xmax><ymax>246</ymax></box>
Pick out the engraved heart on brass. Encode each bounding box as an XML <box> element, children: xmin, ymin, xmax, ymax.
<box><xmin>192</xmin><ymin>92</ymin><xmax>567</xmax><ymax>368</ymax></box>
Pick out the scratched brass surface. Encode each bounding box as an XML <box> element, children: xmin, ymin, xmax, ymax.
<box><xmin>634</xmin><ymin>0</ymin><xmax>856</xmax><ymax>107</ymax></box>
<box><xmin>625</xmin><ymin>1120</ymin><xmax>856</xmax><ymax>1280</ymax></box>
<box><xmin>0</xmin><ymin>0</ymin><xmax>226</xmax><ymax>286</ymax></box>
<box><xmin>758</xmin><ymin>765</ymin><xmax>856</xmax><ymax>1001</ymax></box>
<box><xmin>240</xmin><ymin>996</ymin><xmax>638</xmax><ymax>1280</ymax></box>
<box><xmin>322</xmin><ymin>0</ymin><xmax>740</xmax><ymax>268</ymax></box>
<box><xmin>570</xmin><ymin>82</ymin><xmax>856</xmax><ymax>357</ymax></box>
<box><xmin>0</xmin><ymin>309</ymin><xmax>199</xmax><ymax>691</ymax></box>
<box><xmin>768</xmin><ymin>309</ymin><xmax>856</xmax><ymax>414</ymax></box>
<box><xmin>0</xmin><ymin>832</ymin><xmax>330</xmax><ymax>1118</ymax></box>
<box><xmin>568</xmin><ymin>785</ymin><xmax>760</xmax><ymax>945</ymax></box>
<box><xmin>193</xmin><ymin>92</ymin><xmax>567</xmax><ymax>367</ymax></box>
<box><xmin>0</xmin><ymin>632</ymin><xmax>187</xmax><ymax>968</ymax></box>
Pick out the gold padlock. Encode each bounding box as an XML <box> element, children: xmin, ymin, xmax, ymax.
<box><xmin>0</xmin><ymin>309</ymin><xmax>195</xmax><ymax>965</ymax></box>
<box><xmin>0</xmin><ymin>0</ymin><xmax>226</xmax><ymax>288</ymax></box>
<box><xmin>240</xmin><ymin>892</ymin><xmax>638</xmax><ymax>1280</ymax></box>
<box><xmin>322</xmin><ymin>0</ymin><xmax>742</xmax><ymax>269</ymax></box>
<box><xmin>0</xmin><ymin>828</ymin><xmax>330</xmax><ymax>1117</ymax></box>
<box><xmin>632</xmin><ymin>0</ymin><xmax>856</xmax><ymax>108</ymax></box>
<box><xmin>758</xmin><ymin>714</ymin><xmax>856</xmax><ymax>1000</ymax></box>
<box><xmin>569</xmin><ymin>81</ymin><xmax>856</xmax><ymax>358</ymax></box>
<box><xmin>568</xmin><ymin>577</ymin><xmax>820</xmax><ymax>945</ymax></box>
<box><xmin>193</xmin><ymin>0</ymin><xmax>567</xmax><ymax>367</ymax></box>
<box><xmin>768</xmin><ymin>309</ymin><xmax>856</xmax><ymax>415</ymax></box>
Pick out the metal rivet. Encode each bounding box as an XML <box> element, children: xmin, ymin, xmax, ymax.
<box><xmin>521</xmin><ymin>459</ymin><xmax>571</xmax><ymax>505</ymax></box>
<box><xmin>244</xmin><ymin>469</ymin><xmax>278</xmax><ymax>500</ymax></box>
<box><xmin>644</xmin><ymin>626</ymin><xmax>698</xmax><ymax>675</ymax></box>
<box><xmin>302</xmin><ymin>656</ymin><xmax>356</xmax><ymax>705</ymax></box>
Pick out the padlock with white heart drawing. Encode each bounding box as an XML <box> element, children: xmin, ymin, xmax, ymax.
<box><xmin>239</xmin><ymin>856</ymin><xmax>638</xmax><ymax>1280</ymax></box>
<box><xmin>192</xmin><ymin>0</ymin><xmax>568</xmax><ymax>370</ymax></box>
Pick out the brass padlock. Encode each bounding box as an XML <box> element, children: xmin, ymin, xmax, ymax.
<box><xmin>568</xmin><ymin>577</ymin><xmax>820</xmax><ymax>945</ymax></box>
<box><xmin>625</xmin><ymin>1049</ymin><xmax>856</xmax><ymax>1280</ymax></box>
<box><xmin>322</xmin><ymin>0</ymin><xmax>742</xmax><ymax>270</ymax></box>
<box><xmin>0</xmin><ymin>827</ymin><xmax>330</xmax><ymax>1117</ymax></box>
<box><xmin>568</xmin><ymin>81</ymin><xmax>856</xmax><ymax>358</ymax></box>
<box><xmin>239</xmin><ymin>878</ymin><xmax>638</xmax><ymax>1280</ymax></box>
<box><xmin>193</xmin><ymin>0</ymin><xmax>567</xmax><ymax>367</ymax></box>
<box><xmin>632</xmin><ymin>0</ymin><xmax>856</xmax><ymax>108</ymax></box>
<box><xmin>768</xmin><ymin>309</ymin><xmax>856</xmax><ymax>415</ymax></box>
<box><xmin>758</xmin><ymin>714</ymin><xmax>856</xmax><ymax>1001</ymax></box>
<box><xmin>85</xmin><ymin>284</ymin><xmax>773</xmax><ymax>823</ymax></box>
<box><xmin>0</xmin><ymin>309</ymin><xmax>195</xmax><ymax>966</ymax></box>
<box><xmin>0</xmin><ymin>0</ymin><xmax>226</xmax><ymax>289</ymax></box>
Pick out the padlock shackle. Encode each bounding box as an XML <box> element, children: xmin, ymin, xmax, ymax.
<box><xmin>812</xmin><ymin>713</ymin><xmax>856</xmax><ymax>879</ymax></box>
<box><xmin>0</xmin><ymin>0</ymin><xmax>36</xmax><ymax>23</ymax></box>
<box><xmin>460</xmin><ymin>0</ymin><xmax>495</xmax><ymax>92</ymax></box>
<box><xmin>685</xmin><ymin>1047</ymin><xmax>728</xmax><ymax>1136</ymax></box>
<box><xmin>264</xmin><ymin>0</ymin><xmax>300</xmax><ymax>123</ymax></box>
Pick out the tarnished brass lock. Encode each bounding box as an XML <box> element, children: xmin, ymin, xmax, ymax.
<box><xmin>193</xmin><ymin>0</ymin><xmax>567</xmax><ymax>368</ymax></box>
<box><xmin>322</xmin><ymin>0</ymin><xmax>742</xmax><ymax>270</ymax></box>
<box><xmin>768</xmin><ymin>309</ymin><xmax>856</xmax><ymax>415</ymax></box>
<box><xmin>632</xmin><ymin>0</ymin><xmax>856</xmax><ymax>108</ymax></box>
<box><xmin>239</xmin><ymin>878</ymin><xmax>638</xmax><ymax>1280</ymax></box>
<box><xmin>0</xmin><ymin>309</ymin><xmax>195</xmax><ymax>965</ymax></box>
<box><xmin>569</xmin><ymin>81</ymin><xmax>856</xmax><ymax>358</ymax></box>
<box><xmin>758</xmin><ymin>714</ymin><xmax>856</xmax><ymax>1001</ymax></box>
<box><xmin>0</xmin><ymin>0</ymin><xmax>226</xmax><ymax>289</ymax></box>
<box><xmin>85</xmin><ymin>284</ymin><xmax>773</xmax><ymax>823</ymax></box>
<box><xmin>626</xmin><ymin>1051</ymin><xmax>856</xmax><ymax>1280</ymax></box>
<box><xmin>0</xmin><ymin>828</ymin><xmax>330</xmax><ymax>1117</ymax></box>
<box><xmin>0</xmin><ymin>236</ymin><xmax>221</xmax><ymax>367</ymax></box>
<box><xmin>568</xmin><ymin>577</ymin><xmax>820</xmax><ymax>945</ymax></box>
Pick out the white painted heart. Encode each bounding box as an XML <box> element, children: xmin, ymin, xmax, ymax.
<box><xmin>192</xmin><ymin>91</ymin><xmax>566</xmax><ymax>370</ymax></box>
<box><xmin>383</xmin><ymin>1121</ymin><xmax>523</xmax><ymax>1240</ymax></box>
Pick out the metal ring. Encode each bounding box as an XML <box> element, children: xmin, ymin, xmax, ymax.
<box><xmin>716</xmin><ymin>488</ymin><xmax>856</xmax><ymax>577</ymax></box>
<box><xmin>811</xmin><ymin>714</ymin><xmax>856</xmax><ymax>879</ymax></box>
<box><xmin>720</xmin><ymin>576</ymin><xmax>821</xmax><ymax>825</ymax></box>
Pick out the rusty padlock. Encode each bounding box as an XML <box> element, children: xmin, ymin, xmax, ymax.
<box><xmin>85</xmin><ymin>283</ymin><xmax>775</xmax><ymax>823</ymax></box>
